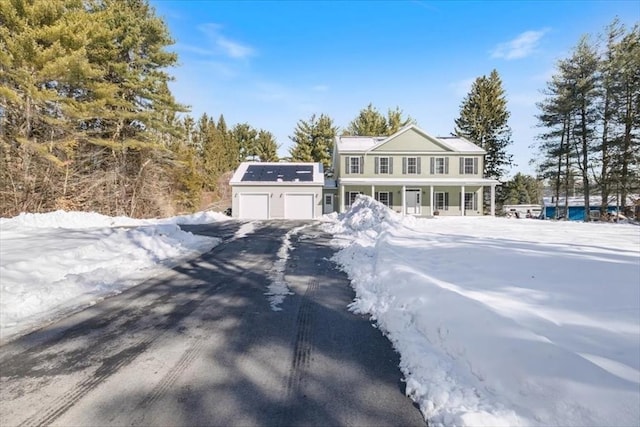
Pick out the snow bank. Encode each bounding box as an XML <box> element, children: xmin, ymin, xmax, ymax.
<box><xmin>326</xmin><ymin>195</ymin><xmax>640</xmax><ymax>427</ymax></box>
<box><xmin>0</xmin><ymin>210</ymin><xmax>225</xmax><ymax>342</ymax></box>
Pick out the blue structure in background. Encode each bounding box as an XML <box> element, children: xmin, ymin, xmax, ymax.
<box><xmin>544</xmin><ymin>204</ymin><xmax>618</xmax><ymax>221</ymax></box>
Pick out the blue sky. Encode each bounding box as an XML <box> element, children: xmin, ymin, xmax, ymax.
<box><xmin>151</xmin><ymin>0</ymin><xmax>639</xmax><ymax>176</ymax></box>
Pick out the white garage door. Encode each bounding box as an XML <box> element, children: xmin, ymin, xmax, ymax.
<box><xmin>284</xmin><ymin>193</ymin><xmax>314</xmax><ymax>219</ymax></box>
<box><xmin>239</xmin><ymin>193</ymin><xmax>269</xmax><ymax>219</ymax></box>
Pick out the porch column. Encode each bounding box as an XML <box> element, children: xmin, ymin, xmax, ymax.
<box><xmin>429</xmin><ymin>185</ymin><xmax>434</xmax><ymax>216</ymax></box>
<box><xmin>371</xmin><ymin>185</ymin><xmax>375</xmax><ymax>200</ymax></box>
<box><xmin>461</xmin><ymin>185</ymin><xmax>465</xmax><ymax>216</ymax></box>
<box><xmin>401</xmin><ymin>185</ymin><xmax>406</xmax><ymax>215</ymax></box>
<box><xmin>490</xmin><ymin>184</ymin><xmax>495</xmax><ymax>216</ymax></box>
<box><xmin>340</xmin><ymin>184</ymin><xmax>345</xmax><ymax>213</ymax></box>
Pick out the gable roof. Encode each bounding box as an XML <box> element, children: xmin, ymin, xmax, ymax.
<box><xmin>229</xmin><ymin>162</ymin><xmax>324</xmax><ymax>185</ymax></box>
<box><xmin>335</xmin><ymin>124</ymin><xmax>485</xmax><ymax>154</ymax></box>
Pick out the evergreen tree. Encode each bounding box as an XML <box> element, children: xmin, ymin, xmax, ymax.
<box><xmin>231</xmin><ymin>123</ymin><xmax>258</xmax><ymax>161</ymax></box>
<box><xmin>502</xmin><ymin>173</ymin><xmax>543</xmax><ymax>205</ymax></box>
<box><xmin>535</xmin><ymin>72</ymin><xmax>576</xmax><ymax>219</ymax></box>
<box><xmin>386</xmin><ymin>106</ymin><xmax>415</xmax><ymax>134</ymax></box>
<box><xmin>560</xmin><ymin>36</ymin><xmax>600</xmax><ymax>221</ymax></box>
<box><xmin>289</xmin><ymin>113</ymin><xmax>337</xmax><ymax>168</ymax></box>
<box><xmin>344</xmin><ymin>104</ymin><xmax>414</xmax><ymax>136</ymax></box>
<box><xmin>454</xmin><ymin>69</ymin><xmax>514</xmax><ymax>181</ymax></box>
<box><xmin>0</xmin><ymin>0</ymin><xmax>186</xmax><ymax>217</ymax></box>
<box><xmin>255</xmin><ymin>130</ymin><xmax>279</xmax><ymax>162</ymax></box>
<box><xmin>608</xmin><ymin>23</ymin><xmax>640</xmax><ymax>215</ymax></box>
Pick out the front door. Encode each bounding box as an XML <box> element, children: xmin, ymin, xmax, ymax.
<box><xmin>323</xmin><ymin>194</ymin><xmax>334</xmax><ymax>214</ymax></box>
<box><xmin>406</xmin><ymin>189</ymin><xmax>421</xmax><ymax>215</ymax></box>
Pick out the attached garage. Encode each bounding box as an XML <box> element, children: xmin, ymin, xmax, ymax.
<box><xmin>284</xmin><ymin>193</ymin><xmax>314</xmax><ymax>219</ymax></box>
<box><xmin>239</xmin><ymin>193</ymin><xmax>270</xmax><ymax>219</ymax></box>
<box><xmin>230</xmin><ymin>162</ymin><xmax>324</xmax><ymax>220</ymax></box>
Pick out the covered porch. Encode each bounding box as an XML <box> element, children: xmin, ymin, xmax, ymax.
<box><xmin>338</xmin><ymin>178</ymin><xmax>499</xmax><ymax>216</ymax></box>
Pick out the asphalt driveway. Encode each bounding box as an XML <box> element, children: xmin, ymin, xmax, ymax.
<box><xmin>0</xmin><ymin>221</ymin><xmax>425</xmax><ymax>426</ymax></box>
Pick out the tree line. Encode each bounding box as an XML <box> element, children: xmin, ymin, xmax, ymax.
<box><xmin>535</xmin><ymin>19</ymin><xmax>640</xmax><ymax>220</ymax></box>
<box><xmin>2</xmin><ymin>1</ymin><xmax>635</xmax><ymax>219</ymax></box>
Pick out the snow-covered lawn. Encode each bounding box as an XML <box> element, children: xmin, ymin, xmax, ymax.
<box><xmin>324</xmin><ymin>196</ymin><xmax>640</xmax><ymax>427</ymax></box>
<box><xmin>1</xmin><ymin>201</ymin><xmax>638</xmax><ymax>426</ymax></box>
<box><xmin>0</xmin><ymin>210</ymin><xmax>228</xmax><ymax>342</ymax></box>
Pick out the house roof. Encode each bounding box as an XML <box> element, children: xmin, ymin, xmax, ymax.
<box><xmin>337</xmin><ymin>136</ymin><xmax>386</xmax><ymax>151</ymax></box>
<box><xmin>542</xmin><ymin>195</ymin><xmax>638</xmax><ymax>207</ymax></box>
<box><xmin>335</xmin><ymin>124</ymin><xmax>485</xmax><ymax>154</ymax></box>
<box><xmin>229</xmin><ymin>162</ymin><xmax>324</xmax><ymax>185</ymax></box>
<box><xmin>437</xmin><ymin>136</ymin><xmax>485</xmax><ymax>153</ymax></box>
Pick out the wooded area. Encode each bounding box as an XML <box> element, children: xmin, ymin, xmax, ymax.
<box><xmin>1</xmin><ymin>1</ymin><xmax>637</xmax><ymax>219</ymax></box>
<box><xmin>535</xmin><ymin>19</ymin><xmax>640</xmax><ymax>219</ymax></box>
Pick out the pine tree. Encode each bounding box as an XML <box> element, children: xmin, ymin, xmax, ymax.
<box><xmin>561</xmin><ymin>36</ymin><xmax>600</xmax><ymax>221</ymax></box>
<box><xmin>255</xmin><ymin>130</ymin><xmax>279</xmax><ymax>162</ymax></box>
<box><xmin>231</xmin><ymin>123</ymin><xmax>258</xmax><ymax>162</ymax></box>
<box><xmin>344</xmin><ymin>104</ymin><xmax>414</xmax><ymax>136</ymax></box>
<box><xmin>535</xmin><ymin>71</ymin><xmax>577</xmax><ymax>218</ymax></box>
<box><xmin>289</xmin><ymin>113</ymin><xmax>337</xmax><ymax>168</ymax></box>
<box><xmin>386</xmin><ymin>106</ymin><xmax>415</xmax><ymax>134</ymax></box>
<box><xmin>454</xmin><ymin>69</ymin><xmax>514</xmax><ymax>181</ymax></box>
<box><xmin>0</xmin><ymin>0</ymin><xmax>186</xmax><ymax>217</ymax></box>
<box><xmin>502</xmin><ymin>173</ymin><xmax>543</xmax><ymax>205</ymax></box>
<box><xmin>608</xmin><ymin>23</ymin><xmax>640</xmax><ymax>215</ymax></box>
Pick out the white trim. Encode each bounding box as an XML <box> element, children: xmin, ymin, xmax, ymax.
<box><xmin>429</xmin><ymin>185</ymin><xmax>434</xmax><ymax>216</ymax></box>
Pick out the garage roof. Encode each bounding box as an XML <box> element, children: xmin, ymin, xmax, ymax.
<box><xmin>230</xmin><ymin>162</ymin><xmax>325</xmax><ymax>185</ymax></box>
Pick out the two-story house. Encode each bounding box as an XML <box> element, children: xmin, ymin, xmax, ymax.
<box><xmin>327</xmin><ymin>124</ymin><xmax>499</xmax><ymax>216</ymax></box>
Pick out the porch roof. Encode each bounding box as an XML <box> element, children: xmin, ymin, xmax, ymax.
<box><xmin>338</xmin><ymin>177</ymin><xmax>499</xmax><ymax>186</ymax></box>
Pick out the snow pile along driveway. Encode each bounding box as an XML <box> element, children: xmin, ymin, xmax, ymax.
<box><xmin>0</xmin><ymin>210</ymin><xmax>224</xmax><ymax>342</ymax></box>
<box><xmin>325</xmin><ymin>195</ymin><xmax>640</xmax><ymax>427</ymax></box>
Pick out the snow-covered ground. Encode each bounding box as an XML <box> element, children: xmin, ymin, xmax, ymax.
<box><xmin>1</xmin><ymin>201</ymin><xmax>639</xmax><ymax>426</ymax></box>
<box><xmin>324</xmin><ymin>196</ymin><xmax>640</xmax><ymax>427</ymax></box>
<box><xmin>0</xmin><ymin>210</ymin><xmax>229</xmax><ymax>342</ymax></box>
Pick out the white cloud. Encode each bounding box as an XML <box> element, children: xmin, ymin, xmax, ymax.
<box><xmin>216</xmin><ymin>36</ymin><xmax>254</xmax><ymax>59</ymax></box>
<box><xmin>491</xmin><ymin>29</ymin><xmax>549</xmax><ymax>60</ymax></box>
<box><xmin>196</xmin><ymin>23</ymin><xmax>255</xmax><ymax>59</ymax></box>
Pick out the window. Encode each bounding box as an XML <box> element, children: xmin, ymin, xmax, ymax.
<box><xmin>349</xmin><ymin>157</ymin><xmax>360</xmax><ymax>174</ymax></box>
<box><xmin>464</xmin><ymin>192</ymin><xmax>477</xmax><ymax>210</ymax></box>
<box><xmin>324</xmin><ymin>194</ymin><xmax>333</xmax><ymax>205</ymax></box>
<box><xmin>407</xmin><ymin>157</ymin><xmax>417</xmax><ymax>174</ymax></box>
<box><xmin>378</xmin><ymin>157</ymin><xmax>390</xmax><ymax>174</ymax></box>
<box><xmin>431</xmin><ymin>157</ymin><xmax>448</xmax><ymax>174</ymax></box>
<box><xmin>377</xmin><ymin>191</ymin><xmax>390</xmax><ymax>207</ymax></box>
<box><xmin>347</xmin><ymin>191</ymin><xmax>362</xmax><ymax>207</ymax></box>
<box><xmin>464</xmin><ymin>158</ymin><xmax>474</xmax><ymax>174</ymax></box>
<box><xmin>460</xmin><ymin>157</ymin><xmax>478</xmax><ymax>175</ymax></box>
<box><xmin>435</xmin><ymin>192</ymin><xmax>449</xmax><ymax>211</ymax></box>
<box><xmin>403</xmin><ymin>157</ymin><xmax>421</xmax><ymax>174</ymax></box>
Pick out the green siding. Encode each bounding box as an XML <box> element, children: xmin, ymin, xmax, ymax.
<box><xmin>371</xmin><ymin>128</ymin><xmax>449</xmax><ymax>152</ymax></box>
<box><xmin>340</xmin><ymin>154</ymin><xmax>484</xmax><ymax>179</ymax></box>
